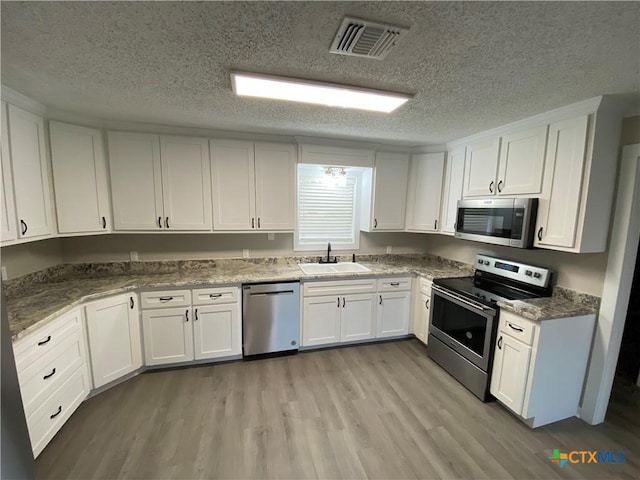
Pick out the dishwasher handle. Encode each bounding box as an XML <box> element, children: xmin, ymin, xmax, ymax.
<box><xmin>249</xmin><ymin>290</ymin><xmax>295</xmax><ymax>297</ymax></box>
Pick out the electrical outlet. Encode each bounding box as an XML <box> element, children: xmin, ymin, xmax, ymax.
<box><xmin>386</xmin><ymin>245</ymin><xmax>392</xmax><ymax>254</ymax></box>
<box><xmin>267</xmin><ymin>233</ymin><xmax>275</xmax><ymax>241</ymax></box>
<box><xmin>130</xmin><ymin>251</ymin><xmax>139</xmax><ymax>262</ymax></box>
<box><xmin>1</xmin><ymin>266</ymin><xmax>7</xmax><ymax>281</ymax></box>
<box><xmin>243</xmin><ymin>249</ymin><xmax>250</xmax><ymax>258</ymax></box>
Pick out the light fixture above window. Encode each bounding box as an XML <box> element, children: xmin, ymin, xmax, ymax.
<box><xmin>231</xmin><ymin>72</ymin><xmax>410</xmax><ymax>113</ymax></box>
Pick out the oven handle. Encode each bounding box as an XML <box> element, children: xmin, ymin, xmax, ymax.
<box><xmin>431</xmin><ymin>285</ymin><xmax>496</xmax><ymax>315</ymax></box>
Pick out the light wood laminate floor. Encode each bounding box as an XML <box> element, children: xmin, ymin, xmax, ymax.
<box><xmin>36</xmin><ymin>339</ymin><xmax>639</xmax><ymax>479</ymax></box>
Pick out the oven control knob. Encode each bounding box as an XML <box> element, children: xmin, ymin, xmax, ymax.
<box><xmin>533</xmin><ymin>272</ymin><xmax>542</xmax><ymax>279</ymax></box>
<box><xmin>483</xmin><ymin>260</ymin><xmax>490</xmax><ymax>265</ymax></box>
<box><xmin>525</xmin><ymin>270</ymin><xmax>532</xmax><ymax>276</ymax></box>
<box><xmin>477</xmin><ymin>259</ymin><xmax>483</xmax><ymax>264</ymax></box>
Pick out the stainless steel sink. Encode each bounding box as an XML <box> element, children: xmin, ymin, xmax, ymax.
<box><xmin>297</xmin><ymin>262</ymin><xmax>371</xmax><ymax>275</ymax></box>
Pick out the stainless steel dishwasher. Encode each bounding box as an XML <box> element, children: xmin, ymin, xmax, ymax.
<box><xmin>242</xmin><ymin>282</ymin><xmax>300</xmax><ymax>356</ymax></box>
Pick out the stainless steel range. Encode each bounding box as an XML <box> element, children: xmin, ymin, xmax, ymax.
<box><xmin>427</xmin><ymin>254</ymin><xmax>552</xmax><ymax>401</ymax></box>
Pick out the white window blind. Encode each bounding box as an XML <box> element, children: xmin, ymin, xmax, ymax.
<box><xmin>295</xmin><ymin>166</ymin><xmax>359</xmax><ymax>250</ymax></box>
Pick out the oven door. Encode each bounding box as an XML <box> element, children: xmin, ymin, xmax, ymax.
<box><xmin>429</xmin><ymin>285</ymin><xmax>497</xmax><ymax>371</ymax></box>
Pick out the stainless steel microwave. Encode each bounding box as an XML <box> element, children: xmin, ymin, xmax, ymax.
<box><xmin>455</xmin><ymin>198</ymin><xmax>538</xmax><ymax>248</ymax></box>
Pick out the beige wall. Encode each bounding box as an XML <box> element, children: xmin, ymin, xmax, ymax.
<box><xmin>0</xmin><ymin>238</ymin><xmax>63</xmax><ymax>280</ymax></box>
<box><xmin>60</xmin><ymin>231</ymin><xmax>428</xmax><ymax>263</ymax></box>
<box><xmin>424</xmin><ymin>235</ymin><xmax>608</xmax><ymax>296</ymax></box>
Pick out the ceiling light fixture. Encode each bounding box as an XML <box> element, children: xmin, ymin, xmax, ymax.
<box><xmin>231</xmin><ymin>72</ymin><xmax>410</xmax><ymax>113</ymax></box>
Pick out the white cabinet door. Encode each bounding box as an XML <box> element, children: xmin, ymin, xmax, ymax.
<box><xmin>210</xmin><ymin>140</ymin><xmax>256</xmax><ymax>231</ymax></box>
<box><xmin>414</xmin><ymin>292</ymin><xmax>430</xmax><ymax>344</ymax></box>
<box><xmin>193</xmin><ymin>303</ymin><xmax>241</xmax><ymax>360</ymax></box>
<box><xmin>254</xmin><ymin>142</ymin><xmax>296</xmax><ymax>230</ymax></box>
<box><xmin>341</xmin><ymin>293</ymin><xmax>377</xmax><ymax>342</ymax></box>
<box><xmin>377</xmin><ymin>291</ymin><xmax>411</xmax><ymax>338</ymax></box>
<box><xmin>85</xmin><ymin>293</ymin><xmax>142</xmax><ymax>389</ymax></box>
<box><xmin>302</xmin><ymin>296</ymin><xmax>341</xmax><ymax>347</ymax></box>
<box><xmin>490</xmin><ymin>334</ymin><xmax>531</xmax><ymax>415</ymax></box>
<box><xmin>160</xmin><ymin>136</ymin><xmax>212</xmax><ymax>231</ymax></box>
<box><xmin>7</xmin><ymin>104</ymin><xmax>52</xmax><ymax>239</ymax></box>
<box><xmin>142</xmin><ymin>307</ymin><xmax>194</xmax><ymax>365</ymax></box>
<box><xmin>440</xmin><ymin>147</ymin><xmax>465</xmax><ymax>235</ymax></box>
<box><xmin>0</xmin><ymin>101</ymin><xmax>17</xmax><ymax>243</ymax></box>
<box><xmin>405</xmin><ymin>152</ymin><xmax>445</xmax><ymax>232</ymax></box>
<box><xmin>49</xmin><ymin>122</ymin><xmax>111</xmax><ymax>234</ymax></box>
<box><xmin>108</xmin><ymin>132</ymin><xmax>163</xmax><ymax>230</ymax></box>
<box><xmin>462</xmin><ymin>138</ymin><xmax>501</xmax><ymax>197</ymax></box>
<box><xmin>370</xmin><ymin>152</ymin><xmax>409</xmax><ymax>231</ymax></box>
<box><xmin>497</xmin><ymin>126</ymin><xmax>548</xmax><ymax>196</ymax></box>
<box><xmin>534</xmin><ymin>116</ymin><xmax>589</xmax><ymax>249</ymax></box>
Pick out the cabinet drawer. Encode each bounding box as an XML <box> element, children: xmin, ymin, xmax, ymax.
<box><xmin>303</xmin><ymin>278</ymin><xmax>376</xmax><ymax>297</ymax></box>
<box><xmin>419</xmin><ymin>277</ymin><xmax>432</xmax><ymax>295</ymax></box>
<box><xmin>192</xmin><ymin>286</ymin><xmax>239</xmax><ymax>306</ymax></box>
<box><xmin>14</xmin><ymin>308</ymin><xmax>82</xmax><ymax>373</ymax></box>
<box><xmin>18</xmin><ymin>329</ymin><xmax>86</xmax><ymax>417</ymax></box>
<box><xmin>499</xmin><ymin>311</ymin><xmax>536</xmax><ymax>346</ymax></box>
<box><xmin>377</xmin><ymin>277</ymin><xmax>412</xmax><ymax>292</ymax></box>
<box><xmin>140</xmin><ymin>290</ymin><xmax>191</xmax><ymax>309</ymax></box>
<box><xmin>27</xmin><ymin>365</ymin><xmax>90</xmax><ymax>458</ymax></box>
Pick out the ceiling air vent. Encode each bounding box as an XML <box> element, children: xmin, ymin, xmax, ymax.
<box><xmin>330</xmin><ymin>17</ymin><xmax>408</xmax><ymax>60</ymax></box>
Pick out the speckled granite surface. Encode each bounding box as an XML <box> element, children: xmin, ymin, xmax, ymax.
<box><xmin>6</xmin><ymin>254</ymin><xmax>473</xmax><ymax>340</ymax></box>
<box><xmin>497</xmin><ymin>286</ymin><xmax>600</xmax><ymax>321</ymax></box>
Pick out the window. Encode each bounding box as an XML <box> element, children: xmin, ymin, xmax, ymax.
<box><xmin>295</xmin><ymin>165</ymin><xmax>361</xmax><ymax>251</ymax></box>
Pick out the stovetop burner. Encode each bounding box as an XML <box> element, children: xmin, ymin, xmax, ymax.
<box><xmin>433</xmin><ymin>254</ymin><xmax>553</xmax><ymax>307</ymax></box>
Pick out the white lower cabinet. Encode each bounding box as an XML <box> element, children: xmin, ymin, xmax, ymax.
<box><xmin>193</xmin><ymin>303</ymin><xmax>241</xmax><ymax>360</ymax></box>
<box><xmin>302</xmin><ymin>296</ymin><xmax>342</xmax><ymax>347</ymax></box>
<box><xmin>341</xmin><ymin>294</ymin><xmax>377</xmax><ymax>342</ymax></box>
<box><xmin>141</xmin><ymin>286</ymin><xmax>241</xmax><ymax>366</ymax></box>
<box><xmin>85</xmin><ymin>293</ymin><xmax>142</xmax><ymax>388</ymax></box>
<box><xmin>13</xmin><ymin>307</ymin><xmax>91</xmax><ymax>457</ymax></box>
<box><xmin>142</xmin><ymin>307</ymin><xmax>194</xmax><ymax>366</ymax></box>
<box><xmin>490</xmin><ymin>310</ymin><xmax>596</xmax><ymax>428</ymax></box>
<box><xmin>377</xmin><ymin>291</ymin><xmax>411</xmax><ymax>338</ymax></box>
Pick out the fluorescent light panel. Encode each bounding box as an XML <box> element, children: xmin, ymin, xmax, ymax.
<box><xmin>231</xmin><ymin>72</ymin><xmax>410</xmax><ymax>113</ymax></box>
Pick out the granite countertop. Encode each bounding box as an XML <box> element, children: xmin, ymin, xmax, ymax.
<box><xmin>5</xmin><ymin>254</ymin><xmax>601</xmax><ymax>341</ymax></box>
<box><xmin>5</xmin><ymin>254</ymin><xmax>472</xmax><ymax>340</ymax></box>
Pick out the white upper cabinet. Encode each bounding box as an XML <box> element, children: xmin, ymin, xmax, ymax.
<box><xmin>405</xmin><ymin>152</ymin><xmax>445</xmax><ymax>232</ymax></box>
<box><xmin>1</xmin><ymin>102</ymin><xmax>18</xmax><ymax>243</ymax></box>
<box><xmin>211</xmin><ymin>140</ymin><xmax>296</xmax><ymax>231</ymax></box>
<box><xmin>462</xmin><ymin>138</ymin><xmax>501</xmax><ymax>197</ymax></box>
<box><xmin>254</xmin><ymin>142</ymin><xmax>296</xmax><ymax>230</ymax></box>
<box><xmin>109</xmin><ymin>132</ymin><xmax>163</xmax><ymax>230</ymax></box>
<box><xmin>440</xmin><ymin>147</ymin><xmax>465</xmax><ymax>235</ymax></box>
<box><xmin>109</xmin><ymin>132</ymin><xmax>211</xmax><ymax>231</ymax></box>
<box><xmin>362</xmin><ymin>152</ymin><xmax>409</xmax><ymax>231</ymax></box>
<box><xmin>49</xmin><ymin>122</ymin><xmax>111</xmax><ymax>235</ymax></box>
<box><xmin>497</xmin><ymin>126</ymin><xmax>548</xmax><ymax>196</ymax></box>
<box><xmin>7</xmin><ymin>104</ymin><xmax>53</xmax><ymax>239</ymax></box>
<box><xmin>159</xmin><ymin>136</ymin><xmax>212</xmax><ymax>231</ymax></box>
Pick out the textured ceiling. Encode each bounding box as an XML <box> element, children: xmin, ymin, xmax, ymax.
<box><xmin>1</xmin><ymin>1</ymin><xmax>639</xmax><ymax>146</ymax></box>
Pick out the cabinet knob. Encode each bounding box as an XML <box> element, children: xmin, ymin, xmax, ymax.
<box><xmin>37</xmin><ymin>335</ymin><xmax>51</xmax><ymax>346</ymax></box>
<box><xmin>425</xmin><ymin>299</ymin><xmax>429</xmax><ymax>308</ymax></box>
<box><xmin>20</xmin><ymin>219</ymin><xmax>28</xmax><ymax>235</ymax></box>
<box><xmin>434</xmin><ymin>219</ymin><xmax>438</xmax><ymax>230</ymax></box>
<box><xmin>50</xmin><ymin>405</ymin><xmax>62</xmax><ymax>419</ymax></box>
<box><xmin>374</xmin><ymin>218</ymin><xmax>378</xmax><ymax>228</ymax></box>
<box><xmin>130</xmin><ymin>297</ymin><xmax>135</xmax><ymax>309</ymax></box>
<box><xmin>258</xmin><ymin>218</ymin><xmax>261</xmax><ymax>229</ymax></box>
<box><xmin>252</xmin><ymin>218</ymin><xmax>255</xmax><ymax>229</ymax></box>
<box><xmin>489</xmin><ymin>181</ymin><xmax>495</xmax><ymax>194</ymax></box>
<box><xmin>379</xmin><ymin>295</ymin><xmax>383</xmax><ymax>305</ymax></box>
<box><xmin>194</xmin><ymin>309</ymin><xmax>199</xmax><ymax>321</ymax></box>
<box><xmin>185</xmin><ymin>309</ymin><xmax>189</xmax><ymax>322</ymax></box>
<box><xmin>165</xmin><ymin>217</ymin><xmax>170</xmax><ymax>229</ymax></box>
<box><xmin>497</xmin><ymin>180</ymin><xmax>503</xmax><ymax>193</ymax></box>
<box><xmin>102</xmin><ymin>216</ymin><xmax>107</xmax><ymax>229</ymax></box>
<box><xmin>43</xmin><ymin>368</ymin><xmax>57</xmax><ymax>380</ymax></box>
<box><xmin>537</xmin><ymin>227</ymin><xmax>543</xmax><ymax>241</ymax></box>
<box><xmin>158</xmin><ymin>217</ymin><xmax>162</xmax><ymax>228</ymax></box>
<box><xmin>497</xmin><ymin>336</ymin><xmax>503</xmax><ymax>349</ymax></box>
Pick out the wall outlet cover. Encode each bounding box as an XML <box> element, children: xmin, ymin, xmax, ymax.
<box><xmin>268</xmin><ymin>233</ymin><xmax>275</xmax><ymax>241</ymax></box>
<box><xmin>1</xmin><ymin>266</ymin><xmax>7</xmax><ymax>281</ymax></box>
<box><xmin>243</xmin><ymin>249</ymin><xmax>250</xmax><ymax>258</ymax></box>
<box><xmin>386</xmin><ymin>245</ymin><xmax>393</xmax><ymax>254</ymax></box>
<box><xmin>130</xmin><ymin>251</ymin><xmax>139</xmax><ymax>262</ymax></box>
